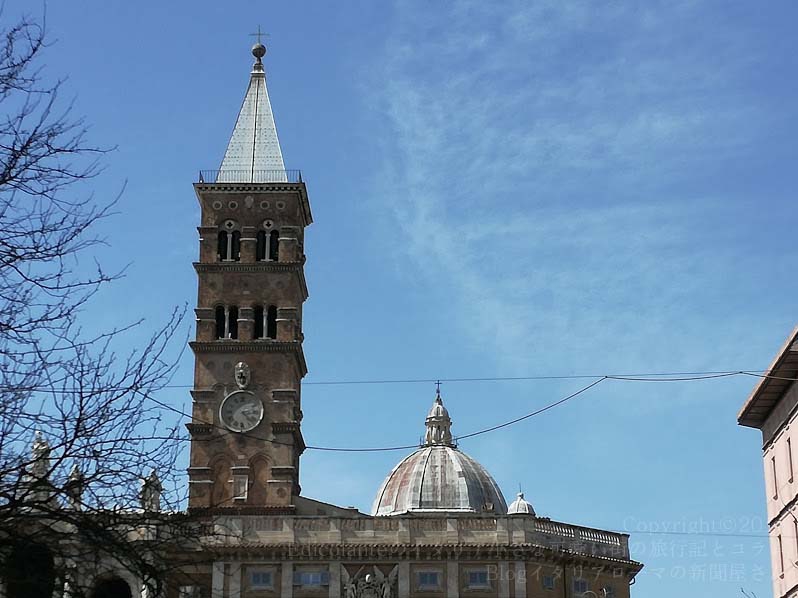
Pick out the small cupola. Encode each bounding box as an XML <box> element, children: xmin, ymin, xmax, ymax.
<box><xmin>424</xmin><ymin>387</ymin><xmax>454</xmax><ymax>446</ymax></box>
<box><xmin>507</xmin><ymin>491</ymin><xmax>536</xmax><ymax>516</ymax></box>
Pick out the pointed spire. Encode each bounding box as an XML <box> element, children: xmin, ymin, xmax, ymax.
<box><xmin>218</xmin><ymin>39</ymin><xmax>287</xmax><ymax>183</ymax></box>
<box><xmin>423</xmin><ymin>385</ymin><xmax>454</xmax><ymax>446</ymax></box>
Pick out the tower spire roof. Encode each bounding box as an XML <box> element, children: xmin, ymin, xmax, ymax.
<box><xmin>218</xmin><ymin>39</ymin><xmax>286</xmax><ymax>182</ymax></box>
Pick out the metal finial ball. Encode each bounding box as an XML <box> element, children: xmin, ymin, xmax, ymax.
<box><xmin>252</xmin><ymin>43</ymin><xmax>266</xmax><ymax>59</ymax></box>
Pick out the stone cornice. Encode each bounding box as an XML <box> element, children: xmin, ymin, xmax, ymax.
<box><xmin>272</xmin><ymin>422</ymin><xmax>306</xmax><ymax>453</ymax></box>
<box><xmin>193</xmin><ymin>261</ymin><xmax>309</xmax><ymax>300</ymax></box>
<box><xmin>193</xmin><ymin>182</ymin><xmax>312</xmax><ymax>227</ymax></box>
<box><xmin>198</xmin><ymin>541</ymin><xmax>642</xmax><ymax>572</ymax></box>
<box><xmin>190</xmin><ymin>341</ymin><xmax>308</xmax><ymax>377</ymax></box>
<box><xmin>193</xmin><ymin>259</ymin><xmax>305</xmax><ymax>273</ymax></box>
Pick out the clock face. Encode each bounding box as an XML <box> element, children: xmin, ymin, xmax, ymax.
<box><xmin>219</xmin><ymin>391</ymin><xmax>264</xmax><ymax>432</ymax></box>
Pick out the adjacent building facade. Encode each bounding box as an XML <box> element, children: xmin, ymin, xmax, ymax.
<box><xmin>739</xmin><ymin>326</ymin><xmax>798</xmax><ymax>598</ymax></box>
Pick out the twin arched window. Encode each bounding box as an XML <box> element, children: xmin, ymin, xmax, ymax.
<box><xmin>214</xmin><ymin>305</ymin><xmax>275</xmax><ymax>340</ymax></box>
<box><xmin>215</xmin><ymin>305</ymin><xmax>239</xmax><ymax>339</ymax></box>
<box><xmin>253</xmin><ymin>305</ymin><xmax>277</xmax><ymax>339</ymax></box>
<box><xmin>256</xmin><ymin>230</ymin><xmax>279</xmax><ymax>261</ymax></box>
<box><xmin>218</xmin><ymin>230</ymin><xmax>241</xmax><ymax>262</ymax></box>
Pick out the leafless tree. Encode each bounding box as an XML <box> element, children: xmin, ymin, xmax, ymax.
<box><xmin>0</xmin><ymin>13</ymin><xmax>191</xmax><ymax>598</ymax></box>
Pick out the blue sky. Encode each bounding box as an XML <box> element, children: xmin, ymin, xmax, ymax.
<box><xmin>8</xmin><ymin>1</ymin><xmax>798</xmax><ymax>596</ymax></box>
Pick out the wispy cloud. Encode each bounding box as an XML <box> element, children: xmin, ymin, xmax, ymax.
<box><xmin>368</xmin><ymin>0</ymin><xmax>779</xmax><ymax>376</ymax></box>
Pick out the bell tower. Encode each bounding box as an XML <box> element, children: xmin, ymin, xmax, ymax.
<box><xmin>186</xmin><ymin>41</ymin><xmax>311</xmax><ymax>513</ymax></box>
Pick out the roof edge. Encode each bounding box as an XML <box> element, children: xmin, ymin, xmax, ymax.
<box><xmin>738</xmin><ymin>325</ymin><xmax>798</xmax><ymax>428</ymax></box>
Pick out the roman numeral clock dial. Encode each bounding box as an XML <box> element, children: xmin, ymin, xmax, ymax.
<box><xmin>219</xmin><ymin>391</ymin><xmax>264</xmax><ymax>433</ymax></box>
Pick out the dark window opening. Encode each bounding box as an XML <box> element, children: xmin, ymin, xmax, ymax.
<box><xmin>269</xmin><ymin>230</ymin><xmax>280</xmax><ymax>261</ymax></box>
<box><xmin>215</xmin><ymin>306</ymin><xmax>225</xmax><ymax>339</ymax></box>
<box><xmin>231</xmin><ymin>230</ymin><xmax>241</xmax><ymax>261</ymax></box>
<box><xmin>228</xmin><ymin>306</ymin><xmax>239</xmax><ymax>339</ymax></box>
<box><xmin>218</xmin><ymin>230</ymin><xmax>240</xmax><ymax>261</ymax></box>
<box><xmin>4</xmin><ymin>541</ymin><xmax>54</xmax><ymax>598</ymax></box>
<box><xmin>92</xmin><ymin>577</ymin><xmax>133</xmax><ymax>598</ymax></box>
<box><xmin>266</xmin><ymin>305</ymin><xmax>277</xmax><ymax>339</ymax></box>
<box><xmin>256</xmin><ymin>231</ymin><xmax>267</xmax><ymax>261</ymax></box>
<box><xmin>253</xmin><ymin>305</ymin><xmax>264</xmax><ymax>338</ymax></box>
<box><xmin>217</xmin><ymin>231</ymin><xmax>228</xmax><ymax>262</ymax></box>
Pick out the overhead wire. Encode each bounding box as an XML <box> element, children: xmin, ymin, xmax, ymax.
<box><xmin>124</xmin><ymin>369</ymin><xmax>795</xmax><ymax>453</ymax></box>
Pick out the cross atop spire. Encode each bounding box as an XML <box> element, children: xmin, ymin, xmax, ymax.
<box><xmin>249</xmin><ymin>25</ymin><xmax>267</xmax><ymax>45</ymax></box>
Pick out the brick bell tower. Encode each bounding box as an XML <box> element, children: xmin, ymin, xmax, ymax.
<box><xmin>186</xmin><ymin>40</ymin><xmax>311</xmax><ymax>513</ymax></box>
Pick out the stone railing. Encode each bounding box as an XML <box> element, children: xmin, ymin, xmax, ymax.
<box><xmin>205</xmin><ymin>515</ymin><xmax>630</xmax><ymax>560</ymax></box>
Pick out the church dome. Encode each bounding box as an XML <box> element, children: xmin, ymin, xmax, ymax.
<box><xmin>371</xmin><ymin>391</ymin><xmax>507</xmax><ymax>516</ymax></box>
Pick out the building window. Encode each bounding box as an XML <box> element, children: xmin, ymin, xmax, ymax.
<box><xmin>250</xmin><ymin>570</ymin><xmax>273</xmax><ymax>589</ymax></box>
<box><xmin>214</xmin><ymin>305</ymin><xmax>239</xmax><ymax>340</ymax></box>
<box><xmin>794</xmin><ymin>519</ymin><xmax>798</xmax><ymax>555</ymax></box>
<box><xmin>253</xmin><ymin>305</ymin><xmax>264</xmax><ymax>338</ymax></box>
<box><xmin>779</xmin><ymin>533</ymin><xmax>785</xmax><ymax>574</ymax></box>
<box><xmin>266</xmin><ymin>305</ymin><xmax>277</xmax><ymax>339</ymax></box>
<box><xmin>773</xmin><ymin>455</ymin><xmax>779</xmax><ymax>499</ymax></box>
<box><xmin>293</xmin><ymin>571</ymin><xmax>330</xmax><ymax>587</ymax></box>
<box><xmin>269</xmin><ymin>230</ymin><xmax>280</xmax><ymax>261</ymax></box>
<box><xmin>217</xmin><ymin>230</ymin><xmax>241</xmax><ymax>262</ymax></box>
<box><xmin>256</xmin><ymin>230</ymin><xmax>267</xmax><ymax>261</ymax></box>
<box><xmin>789</xmin><ymin>438</ymin><xmax>794</xmax><ymax>483</ymax></box>
<box><xmin>466</xmin><ymin>568</ymin><xmax>490</xmax><ymax>590</ymax></box>
<box><xmin>232</xmin><ymin>474</ymin><xmax>248</xmax><ymax>501</ymax></box>
<box><xmin>542</xmin><ymin>575</ymin><xmax>555</xmax><ymax>590</ymax></box>
<box><xmin>416</xmin><ymin>570</ymin><xmax>441</xmax><ymax>590</ymax></box>
<box><xmin>573</xmin><ymin>578</ymin><xmax>589</xmax><ymax>594</ymax></box>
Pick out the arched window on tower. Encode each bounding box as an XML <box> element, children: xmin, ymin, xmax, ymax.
<box><xmin>228</xmin><ymin>306</ymin><xmax>239</xmax><ymax>339</ymax></box>
<box><xmin>256</xmin><ymin>230</ymin><xmax>267</xmax><ymax>261</ymax></box>
<box><xmin>231</xmin><ymin>230</ymin><xmax>241</xmax><ymax>261</ymax></box>
<box><xmin>218</xmin><ymin>221</ymin><xmax>241</xmax><ymax>261</ymax></box>
<box><xmin>266</xmin><ymin>305</ymin><xmax>277</xmax><ymax>340</ymax></box>
<box><xmin>215</xmin><ymin>306</ymin><xmax>225</xmax><ymax>339</ymax></box>
<box><xmin>269</xmin><ymin>230</ymin><xmax>279</xmax><ymax>261</ymax></box>
<box><xmin>214</xmin><ymin>305</ymin><xmax>239</xmax><ymax>340</ymax></box>
<box><xmin>253</xmin><ymin>305</ymin><xmax>264</xmax><ymax>339</ymax></box>
<box><xmin>217</xmin><ymin>231</ymin><xmax>229</xmax><ymax>262</ymax></box>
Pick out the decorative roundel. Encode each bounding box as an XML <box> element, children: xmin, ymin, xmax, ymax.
<box><xmin>212</xmin><ymin>201</ymin><xmax>223</xmax><ymax>210</ymax></box>
<box><xmin>223</xmin><ymin>219</ymin><xmax>237</xmax><ymax>230</ymax></box>
<box><xmin>244</xmin><ymin>195</ymin><xmax>254</xmax><ymax>209</ymax></box>
<box><xmin>259</xmin><ymin>200</ymin><xmax>270</xmax><ymax>210</ymax></box>
<box><xmin>228</xmin><ymin>200</ymin><xmax>239</xmax><ymax>209</ymax></box>
<box><xmin>276</xmin><ymin>201</ymin><xmax>286</xmax><ymax>210</ymax></box>
<box><xmin>263</xmin><ymin>219</ymin><xmax>274</xmax><ymax>229</ymax></box>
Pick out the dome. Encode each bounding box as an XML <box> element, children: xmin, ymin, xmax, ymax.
<box><xmin>507</xmin><ymin>491</ymin><xmax>535</xmax><ymax>515</ymax></box>
<box><xmin>371</xmin><ymin>390</ymin><xmax>507</xmax><ymax>516</ymax></box>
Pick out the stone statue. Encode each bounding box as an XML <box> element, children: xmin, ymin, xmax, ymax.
<box><xmin>140</xmin><ymin>469</ymin><xmax>163</xmax><ymax>512</ymax></box>
<box><xmin>341</xmin><ymin>566</ymin><xmax>397</xmax><ymax>598</ymax></box>
<box><xmin>234</xmin><ymin>361</ymin><xmax>251</xmax><ymax>389</ymax></box>
<box><xmin>65</xmin><ymin>464</ymin><xmax>85</xmax><ymax>510</ymax></box>
<box><xmin>29</xmin><ymin>430</ymin><xmax>51</xmax><ymax>478</ymax></box>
